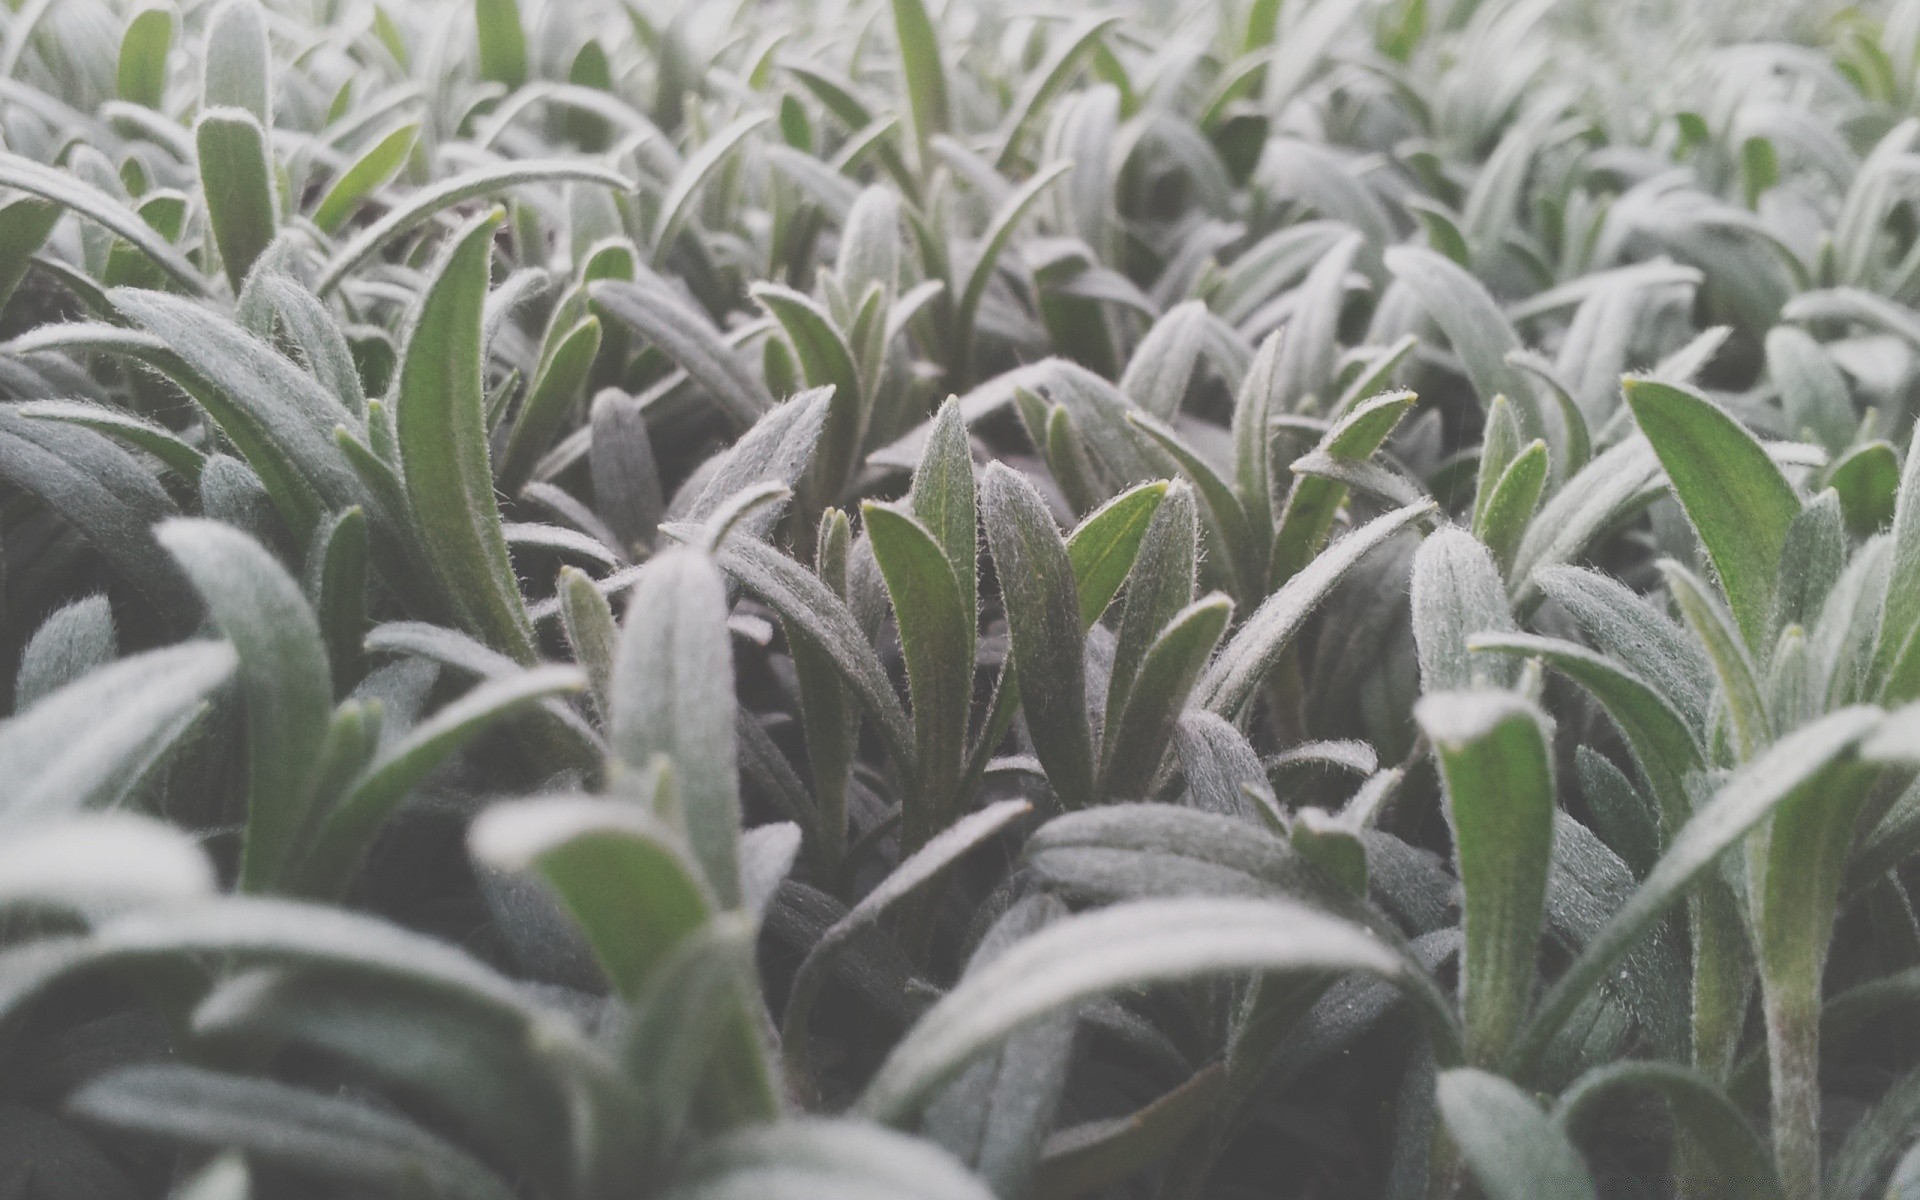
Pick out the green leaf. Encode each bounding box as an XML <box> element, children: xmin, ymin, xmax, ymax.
<box><xmin>1509</xmin><ymin>437</ymin><xmax>1664</xmax><ymax>603</ymax></box>
<box><xmin>782</xmin><ymin>798</ymin><xmax>1031</xmax><ymax>1089</ymax></box>
<box><xmin>956</xmin><ymin>162</ymin><xmax>1071</xmax><ymax>372</ymax></box>
<box><xmin>714</xmin><ymin>537</ymin><xmax>913</xmax><ymax>770</ymax></box>
<box><xmin>0</xmin><ymin>195</ymin><xmax>59</xmax><ymax>309</ymax></box>
<box><xmin>301</xmin><ymin>666</ymin><xmax>585</xmax><ymax>897</ymax></box>
<box><xmin>1435</xmin><ymin>1069</ymin><xmax>1595</xmax><ymax>1200</ymax></box>
<box><xmin>0</xmin><ymin>641</ymin><xmax>233</xmax><ymax>824</ymax></box>
<box><xmin>1469</xmin><ymin>633</ymin><xmax>1702</xmax><ymax>837</ymax></box>
<box><xmin>1065</xmin><ymin>479</ymin><xmax>1168</xmax><ymax>629</ymax></box>
<box><xmin>497</xmin><ymin>315</ymin><xmax>602</xmax><ymax>495</ymax></box>
<box><xmin>1554</xmin><ymin>1062</ymin><xmax>1781</xmax><ymax>1200</ymax></box>
<box><xmin>1875</xmin><ymin>424</ymin><xmax>1920</xmax><ymax>703</ymax></box>
<box><xmin>858</xmin><ymin>896</ymin><xmax>1458</xmax><ymax>1123</ymax></box>
<box><xmin>1269</xmin><ymin>389</ymin><xmax>1417</xmax><ymax>589</ymax></box>
<box><xmin>1474</xmin><ymin>439</ymin><xmax>1547</xmax><ymax>575</ymax></box>
<box><xmin>315</xmin><ymin>160</ymin><xmax>633</xmax><ymax>296</ymax></box>
<box><xmin>1385</xmin><ymin>245</ymin><xmax>1544</xmax><ymax>436</ymax></box>
<box><xmin>608</xmin><ymin>547</ymin><xmax>743</xmax><ymax>906</ymax></box>
<box><xmin>1419</xmin><ymin>692</ymin><xmax>1555</xmax><ymax>1066</ymax></box>
<box><xmin>201</xmin><ymin>0</ymin><xmax>270</xmax><ymax>122</ymax></box>
<box><xmin>67</xmin><ymin>1065</ymin><xmax>517</xmax><ymax>1200</ymax></box>
<box><xmin>15</xmin><ymin>594</ymin><xmax>115</xmax><ymax>712</ymax></box>
<box><xmin>1098</xmin><ymin>594</ymin><xmax>1232</xmax><ymax>800</ymax></box>
<box><xmin>1536</xmin><ymin>564</ymin><xmax>1712</xmax><ymax>733</ymax></box>
<box><xmin>311</xmin><ymin>121</ymin><xmax>420</xmax><ymax>235</ymax></box>
<box><xmin>117</xmin><ymin>2</ymin><xmax>174</xmax><ymax>109</ymax></box>
<box><xmin>1103</xmin><ymin>483</ymin><xmax>1198</xmax><ymax>760</ymax></box>
<box><xmin>0</xmin><ymin>151</ymin><xmax>205</xmax><ymax>294</ymax></box>
<box><xmin>982</xmin><ymin>462</ymin><xmax>1095</xmax><ymax>809</ymax></box>
<box><xmin>654</xmin><ymin>114</ymin><xmax>773</xmax><ymax>254</ymax></box>
<box><xmin>157</xmin><ymin>519</ymin><xmax>332</xmax><ymax>892</ymax></box>
<box><xmin>891</xmin><ymin>0</ymin><xmax>951</xmax><ymax>159</ymax></box>
<box><xmin>469</xmin><ymin>794</ymin><xmax>716</xmax><ymax>997</ymax></box>
<box><xmin>1661</xmin><ymin>560</ymin><xmax>1771</xmax><ymax>761</ymax></box>
<box><xmin>1824</xmin><ymin>440</ymin><xmax>1900</xmax><ymax>536</ymax></box>
<box><xmin>590</xmin><ymin>276</ymin><xmax>774</xmax><ymax>428</ymax></box>
<box><xmin>197</xmin><ymin>108</ymin><xmax>278</xmax><ymax>293</ymax></box>
<box><xmin>993</xmin><ymin>16</ymin><xmax>1120</xmax><ymax>169</ymax></box>
<box><xmin>1507</xmin><ymin>706</ymin><xmax>1881</xmax><ymax>1075</ymax></box>
<box><xmin>474</xmin><ymin>0</ymin><xmax>527</xmax><ymax>88</ymax></box>
<box><xmin>1623</xmin><ymin>377</ymin><xmax>1800</xmax><ymax>650</ymax></box>
<box><xmin>666</xmin><ymin>1120</ymin><xmax>995</xmax><ymax>1200</ymax></box>
<box><xmin>396</xmin><ymin>207</ymin><xmax>540</xmax><ymax>665</ymax></box>
<box><xmin>1410</xmin><ymin>527</ymin><xmax>1518</xmax><ymax>692</ymax></box>
<box><xmin>0</xmin><ymin>812</ymin><xmax>212</xmax><ymax>916</ymax></box>
<box><xmin>864</xmin><ymin>502</ymin><xmax>973</xmax><ymax>833</ymax></box>
<box><xmin>911</xmin><ymin>397</ymin><xmax>979</xmax><ymax>633</ymax></box>
<box><xmin>1200</xmin><ymin>501</ymin><xmax>1435</xmax><ymax>719</ymax></box>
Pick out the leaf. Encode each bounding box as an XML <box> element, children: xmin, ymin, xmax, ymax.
<box><xmin>300</xmin><ymin>666</ymin><xmax>586</xmax><ymax>897</ymax></box>
<box><xmin>891</xmin><ymin>0</ymin><xmax>950</xmax><ymax>158</ymax></box>
<box><xmin>1269</xmin><ymin>389</ymin><xmax>1417</xmax><ymax>589</ymax></box>
<box><xmin>1468</xmin><ymin>633</ymin><xmax>1701</xmax><ymax>836</ymax></box>
<box><xmin>0</xmin><ymin>641</ymin><xmax>234</xmax><ymax>824</ymax></box>
<box><xmin>117</xmin><ymin>2</ymin><xmax>174</xmax><ymax>108</ymax></box>
<box><xmin>469</xmin><ymin>794</ymin><xmax>716</xmax><ymax>997</ymax></box>
<box><xmin>782</xmin><ymin>798</ymin><xmax>1031</xmax><ymax>1084</ymax></box>
<box><xmin>982</xmin><ymin>462</ymin><xmax>1094</xmax><ymax>809</ymax></box>
<box><xmin>654</xmin><ymin>114</ymin><xmax>773</xmax><ymax>253</ymax></box>
<box><xmin>1876</xmin><ymin>424</ymin><xmax>1920</xmax><ymax>703</ymax></box>
<box><xmin>864</xmin><ymin>503</ymin><xmax>973</xmax><ymax>829</ymax></box>
<box><xmin>608</xmin><ymin>547</ymin><xmax>743</xmax><ymax>906</ymax></box>
<box><xmin>1098</xmin><ymin>595</ymin><xmax>1233</xmax><ymax>800</ymax></box>
<box><xmin>1420</xmin><ymin>692</ymin><xmax>1555</xmax><ymax>1066</ymax></box>
<box><xmin>497</xmin><ymin>316</ymin><xmax>602</xmax><ymax>495</ymax></box>
<box><xmin>67</xmin><ymin>1065</ymin><xmax>517</xmax><ymax>1200</ymax></box>
<box><xmin>315</xmin><ymin>160</ymin><xmax>633</xmax><ymax>296</ymax></box>
<box><xmin>1199</xmin><ymin>501</ymin><xmax>1434</xmax><ymax>719</ymax></box>
<box><xmin>591</xmin><ymin>276</ymin><xmax>774</xmax><ymax>428</ymax></box>
<box><xmin>197</xmin><ymin>108</ymin><xmax>277</xmax><ymax>292</ymax></box>
<box><xmin>1509</xmin><ymin>436</ymin><xmax>1663</xmax><ymax>603</ymax></box>
<box><xmin>1661</xmin><ymin>561</ymin><xmax>1770</xmax><ymax>761</ymax></box>
<box><xmin>474</xmin><ymin>0</ymin><xmax>527</xmax><ymax>88</ymax></box>
<box><xmin>1384</xmin><ymin>245</ymin><xmax>1544</xmax><ymax>435</ymax></box>
<box><xmin>201</xmin><ymin>0</ymin><xmax>270</xmax><ymax>121</ymax></box>
<box><xmin>1065</xmin><ymin>479</ymin><xmax>1168</xmax><ymax>628</ymax></box>
<box><xmin>312</xmin><ymin>121</ymin><xmax>420</xmax><ymax>234</ymax></box>
<box><xmin>0</xmin><ymin>195</ymin><xmax>59</xmax><ymax>309</ymax></box>
<box><xmin>923</xmin><ymin>895</ymin><xmax>1075</xmax><ymax>1195</ymax></box>
<box><xmin>1030</xmin><ymin>1067</ymin><xmax>1227</xmax><ymax>1200</ymax></box>
<box><xmin>956</xmin><ymin>162</ymin><xmax>1072</xmax><ymax>372</ymax></box>
<box><xmin>911</xmin><ymin>397</ymin><xmax>979</xmax><ymax>633</ymax></box>
<box><xmin>1507</xmin><ymin>707</ymin><xmax>1882</xmax><ymax>1075</ymax></box>
<box><xmin>666</xmin><ymin>1120</ymin><xmax>995</xmax><ymax>1200</ymax></box>
<box><xmin>993</xmin><ymin>15</ymin><xmax>1120</xmax><ymax>169</ymax></box>
<box><xmin>1474</xmin><ymin>440</ymin><xmax>1548</xmax><ymax>575</ymax></box>
<box><xmin>590</xmin><ymin>389</ymin><xmax>665</xmax><ymax>553</ymax></box>
<box><xmin>1554</xmin><ymin>1063</ymin><xmax>1781</xmax><ymax>1198</ymax></box>
<box><xmin>157</xmin><ymin>520</ymin><xmax>332</xmax><ymax>892</ymax></box>
<box><xmin>1435</xmin><ymin>1069</ymin><xmax>1595</xmax><ymax>1200</ymax></box>
<box><xmin>0</xmin><ymin>152</ymin><xmax>205</xmax><ymax>294</ymax></box>
<box><xmin>396</xmin><ymin>207</ymin><xmax>540</xmax><ymax>666</ymax></box>
<box><xmin>1104</xmin><ymin>482</ymin><xmax>1198</xmax><ymax>752</ymax></box>
<box><xmin>15</xmin><ymin>594</ymin><xmax>115</xmax><ymax>711</ymax></box>
<box><xmin>1410</xmin><ymin>526</ymin><xmax>1518</xmax><ymax>692</ymax></box>
<box><xmin>0</xmin><ymin>407</ymin><xmax>193</xmax><ymax>620</ymax></box>
<box><xmin>1623</xmin><ymin>377</ymin><xmax>1800</xmax><ymax>650</ymax></box>
<box><xmin>0</xmin><ymin>814</ymin><xmax>214</xmax><ymax>915</ymax></box>
<box><xmin>1535</xmin><ymin>564</ymin><xmax>1712</xmax><ymax>734</ymax></box>
<box><xmin>714</xmin><ymin>537</ymin><xmax>913</xmax><ymax>769</ymax></box>
<box><xmin>858</xmin><ymin>897</ymin><xmax>1458</xmax><ymax>1123</ymax></box>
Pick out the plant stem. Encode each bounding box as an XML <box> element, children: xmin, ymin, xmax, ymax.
<box><xmin>1765</xmin><ymin>985</ymin><xmax>1822</xmax><ymax>1199</ymax></box>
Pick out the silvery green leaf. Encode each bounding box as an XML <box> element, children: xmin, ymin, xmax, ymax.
<box><xmin>1410</xmin><ymin>526</ymin><xmax>1518</xmax><ymax>692</ymax></box>
<box><xmin>1436</xmin><ymin>1069</ymin><xmax>1595</xmax><ymax>1200</ymax></box>
<box><xmin>15</xmin><ymin>594</ymin><xmax>115</xmax><ymax>712</ymax></box>
<box><xmin>608</xmin><ymin>547</ymin><xmax>743</xmax><ymax>906</ymax></box>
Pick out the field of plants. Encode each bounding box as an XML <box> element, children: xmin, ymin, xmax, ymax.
<box><xmin>12</xmin><ymin>0</ymin><xmax>1920</xmax><ymax>1195</ymax></box>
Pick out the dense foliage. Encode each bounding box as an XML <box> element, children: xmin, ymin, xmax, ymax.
<box><xmin>11</xmin><ymin>0</ymin><xmax>1920</xmax><ymax>1195</ymax></box>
